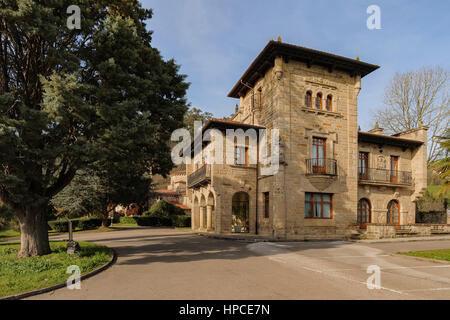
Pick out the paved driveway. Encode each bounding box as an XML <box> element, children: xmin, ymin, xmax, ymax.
<box><xmin>28</xmin><ymin>228</ymin><xmax>450</xmax><ymax>300</ymax></box>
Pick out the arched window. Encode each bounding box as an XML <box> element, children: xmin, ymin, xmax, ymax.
<box><xmin>315</xmin><ymin>93</ymin><xmax>322</xmax><ymax>110</ymax></box>
<box><xmin>326</xmin><ymin>94</ymin><xmax>332</xmax><ymax>111</ymax></box>
<box><xmin>357</xmin><ymin>199</ymin><xmax>371</xmax><ymax>229</ymax></box>
<box><xmin>305</xmin><ymin>91</ymin><xmax>312</xmax><ymax>108</ymax></box>
<box><xmin>232</xmin><ymin>192</ymin><xmax>249</xmax><ymax>233</ymax></box>
<box><xmin>387</xmin><ymin>200</ymin><xmax>400</xmax><ymax>228</ymax></box>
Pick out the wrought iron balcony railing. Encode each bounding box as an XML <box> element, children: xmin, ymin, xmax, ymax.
<box><xmin>187</xmin><ymin>165</ymin><xmax>211</xmax><ymax>189</ymax></box>
<box><xmin>305</xmin><ymin>158</ymin><xmax>337</xmax><ymax>176</ymax></box>
<box><xmin>358</xmin><ymin>168</ymin><xmax>412</xmax><ymax>185</ymax></box>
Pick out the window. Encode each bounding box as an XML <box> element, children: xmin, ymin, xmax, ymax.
<box><xmin>312</xmin><ymin>137</ymin><xmax>326</xmax><ymax>173</ymax></box>
<box><xmin>305</xmin><ymin>193</ymin><xmax>332</xmax><ymax>219</ymax></box>
<box><xmin>359</xmin><ymin>152</ymin><xmax>369</xmax><ymax>179</ymax></box>
<box><xmin>305</xmin><ymin>91</ymin><xmax>312</xmax><ymax>108</ymax></box>
<box><xmin>326</xmin><ymin>95</ymin><xmax>332</xmax><ymax>111</ymax></box>
<box><xmin>387</xmin><ymin>200</ymin><xmax>400</xmax><ymax>227</ymax></box>
<box><xmin>235</xmin><ymin>146</ymin><xmax>248</xmax><ymax>166</ymax></box>
<box><xmin>263</xmin><ymin>192</ymin><xmax>270</xmax><ymax>219</ymax></box>
<box><xmin>357</xmin><ymin>199</ymin><xmax>371</xmax><ymax>228</ymax></box>
<box><xmin>315</xmin><ymin>93</ymin><xmax>322</xmax><ymax>110</ymax></box>
<box><xmin>258</xmin><ymin>87</ymin><xmax>262</xmax><ymax>108</ymax></box>
<box><xmin>390</xmin><ymin>156</ymin><xmax>399</xmax><ymax>183</ymax></box>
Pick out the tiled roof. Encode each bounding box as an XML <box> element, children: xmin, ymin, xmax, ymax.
<box><xmin>154</xmin><ymin>190</ymin><xmax>179</xmax><ymax>196</ymax></box>
<box><xmin>228</xmin><ymin>40</ymin><xmax>379</xmax><ymax>98</ymax></box>
<box><xmin>204</xmin><ymin>118</ymin><xmax>266</xmax><ymax>130</ymax></box>
<box><xmin>358</xmin><ymin>132</ymin><xmax>423</xmax><ymax>148</ymax></box>
<box><xmin>170</xmin><ymin>201</ymin><xmax>191</xmax><ymax>210</ymax></box>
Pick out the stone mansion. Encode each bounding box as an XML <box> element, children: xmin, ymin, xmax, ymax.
<box><xmin>185</xmin><ymin>39</ymin><xmax>436</xmax><ymax>240</ymax></box>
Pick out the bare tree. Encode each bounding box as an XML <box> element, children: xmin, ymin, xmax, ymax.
<box><xmin>373</xmin><ymin>66</ymin><xmax>449</xmax><ymax>163</ymax></box>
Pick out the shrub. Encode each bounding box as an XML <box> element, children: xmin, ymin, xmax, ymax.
<box><xmin>120</xmin><ymin>216</ymin><xmax>138</xmax><ymax>225</ymax></box>
<box><xmin>147</xmin><ymin>200</ymin><xmax>184</xmax><ymax>218</ymax></box>
<box><xmin>134</xmin><ymin>216</ymin><xmax>163</xmax><ymax>227</ymax></box>
<box><xmin>48</xmin><ymin>220</ymin><xmax>66</xmax><ymax>232</ymax></box>
<box><xmin>48</xmin><ymin>218</ymin><xmax>103</xmax><ymax>232</ymax></box>
<box><xmin>171</xmin><ymin>215</ymin><xmax>191</xmax><ymax>228</ymax></box>
<box><xmin>78</xmin><ymin>218</ymin><xmax>102</xmax><ymax>230</ymax></box>
<box><xmin>158</xmin><ymin>217</ymin><xmax>173</xmax><ymax>227</ymax></box>
<box><xmin>48</xmin><ymin>219</ymin><xmax>79</xmax><ymax>232</ymax></box>
<box><xmin>112</xmin><ymin>213</ymin><xmax>121</xmax><ymax>224</ymax></box>
<box><xmin>118</xmin><ymin>214</ymin><xmax>190</xmax><ymax>227</ymax></box>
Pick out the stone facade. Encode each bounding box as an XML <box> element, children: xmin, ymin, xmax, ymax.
<box><xmin>186</xmin><ymin>40</ymin><xmax>431</xmax><ymax>240</ymax></box>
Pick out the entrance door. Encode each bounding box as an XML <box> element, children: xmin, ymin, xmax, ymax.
<box><xmin>390</xmin><ymin>156</ymin><xmax>399</xmax><ymax>183</ymax></box>
<box><xmin>387</xmin><ymin>200</ymin><xmax>400</xmax><ymax>229</ymax></box>
<box><xmin>357</xmin><ymin>199</ymin><xmax>371</xmax><ymax>229</ymax></box>
<box><xmin>359</xmin><ymin>152</ymin><xmax>369</xmax><ymax>180</ymax></box>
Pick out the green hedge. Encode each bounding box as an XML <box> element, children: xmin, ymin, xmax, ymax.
<box><xmin>78</xmin><ymin>218</ymin><xmax>102</xmax><ymax>230</ymax></box>
<box><xmin>119</xmin><ymin>215</ymin><xmax>191</xmax><ymax>227</ymax></box>
<box><xmin>48</xmin><ymin>218</ymin><xmax>102</xmax><ymax>232</ymax></box>
<box><xmin>133</xmin><ymin>215</ymin><xmax>172</xmax><ymax>227</ymax></box>
<box><xmin>48</xmin><ymin>220</ymin><xmax>79</xmax><ymax>232</ymax></box>
<box><xmin>147</xmin><ymin>200</ymin><xmax>185</xmax><ymax>217</ymax></box>
<box><xmin>119</xmin><ymin>216</ymin><xmax>138</xmax><ymax>225</ymax></box>
<box><xmin>171</xmin><ymin>215</ymin><xmax>191</xmax><ymax>228</ymax></box>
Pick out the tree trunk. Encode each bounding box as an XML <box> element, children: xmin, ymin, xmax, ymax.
<box><xmin>102</xmin><ymin>218</ymin><xmax>110</xmax><ymax>227</ymax></box>
<box><xmin>17</xmin><ymin>209</ymin><xmax>51</xmax><ymax>258</ymax></box>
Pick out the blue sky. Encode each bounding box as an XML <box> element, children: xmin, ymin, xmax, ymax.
<box><xmin>142</xmin><ymin>0</ymin><xmax>449</xmax><ymax>130</ymax></box>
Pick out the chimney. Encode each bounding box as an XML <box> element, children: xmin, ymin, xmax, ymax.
<box><xmin>368</xmin><ymin>122</ymin><xmax>384</xmax><ymax>135</ymax></box>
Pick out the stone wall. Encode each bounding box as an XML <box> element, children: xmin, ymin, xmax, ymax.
<box><xmin>366</xmin><ymin>224</ymin><xmax>397</xmax><ymax>239</ymax></box>
<box><xmin>366</xmin><ymin>223</ymin><xmax>450</xmax><ymax>239</ymax></box>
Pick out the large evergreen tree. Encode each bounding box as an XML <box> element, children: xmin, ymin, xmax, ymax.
<box><xmin>0</xmin><ymin>0</ymin><xmax>189</xmax><ymax>257</ymax></box>
<box><xmin>434</xmin><ymin>130</ymin><xmax>450</xmax><ymax>195</ymax></box>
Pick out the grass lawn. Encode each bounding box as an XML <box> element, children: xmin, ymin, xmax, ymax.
<box><xmin>0</xmin><ymin>241</ymin><xmax>112</xmax><ymax>298</ymax></box>
<box><xmin>0</xmin><ymin>226</ymin><xmax>122</xmax><ymax>241</ymax></box>
<box><xmin>0</xmin><ymin>228</ymin><xmax>20</xmax><ymax>239</ymax></box>
<box><xmin>112</xmin><ymin>223</ymin><xmax>141</xmax><ymax>228</ymax></box>
<box><xmin>399</xmin><ymin>249</ymin><xmax>450</xmax><ymax>262</ymax></box>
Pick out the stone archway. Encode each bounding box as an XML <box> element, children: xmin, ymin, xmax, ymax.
<box><xmin>207</xmin><ymin>192</ymin><xmax>215</xmax><ymax>232</ymax></box>
<box><xmin>192</xmin><ymin>196</ymin><xmax>200</xmax><ymax>230</ymax></box>
<box><xmin>232</xmin><ymin>192</ymin><xmax>249</xmax><ymax>233</ymax></box>
<box><xmin>200</xmin><ymin>194</ymin><xmax>207</xmax><ymax>230</ymax></box>
<box><xmin>387</xmin><ymin>200</ymin><xmax>400</xmax><ymax>229</ymax></box>
<box><xmin>357</xmin><ymin>198</ymin><xmax>371</xmax><ymax>229</ymax></box>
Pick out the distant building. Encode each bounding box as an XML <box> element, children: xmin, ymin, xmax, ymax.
<box><xmin>151</xmin><ymin>167</ymin><xmax>191</xmax><ymax>215</ymax></box>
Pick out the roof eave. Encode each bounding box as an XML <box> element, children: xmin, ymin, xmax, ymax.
<box><xmin>228</xmin><ymin>41</ymin><xmax>380</xmax><ymax>99</ymax></box>
<box><xmin>358</xmin><ymin>132</ymin><xmax>424</xmax><ymax>148</ymax></box>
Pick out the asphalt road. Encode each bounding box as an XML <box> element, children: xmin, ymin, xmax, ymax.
<box><xmin>28</xmin><ymin>228</ymin><xmax>450</xmax><ymax>300</ymax></box>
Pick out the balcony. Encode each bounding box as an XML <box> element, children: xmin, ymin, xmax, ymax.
<box><xmin>187</xmin><ymin>165</ymin><xmax>211</xmax><ymax>189</ymax></box>
<box><xmin>305</xmin><ymin>158</ymin><xmax>337</xmax><ymax>176</ymax></box>
<box><xmin>358</xmin><ymin>168</ymin><xmax>412</xmax><ymax>186</ymax></box>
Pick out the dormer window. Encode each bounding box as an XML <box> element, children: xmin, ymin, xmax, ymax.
<box><xmin>315</xmin><ymin>93</ymin><xmax>322</xmax><ymax>110</ymax></box>
<box><xmin>326</xmin><ymin>94</ymin><xmax>332</xmax><ymax>111</ymax></box>
<box><xmin>305</xmin><ymin>91</ymin><xmax>312</xmax><ymax>108</ymax></box>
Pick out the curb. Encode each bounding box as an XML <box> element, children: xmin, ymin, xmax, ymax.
<box><xmin>392</xmin><ymin>253</ymin><xmax>450</xmax><ymax>265</ymax></box>
<box><xmin>198</xmin><ymin>232</ymin><xmax>450</xmax><ymax>244</ymax></box>
<box><xmin>197</xmin><ymin>233</ymin><xmax>346</xmax><ymax>243</ymax></box>
<box><xmin>351</xmin><ymin>236</ymin><xmax>450</xmax><ymax>244</ymax></box>
<box><xmin>0</xmin><ymin>247</ymin><xmax>117</xmax><ymax>301</ymax></box>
